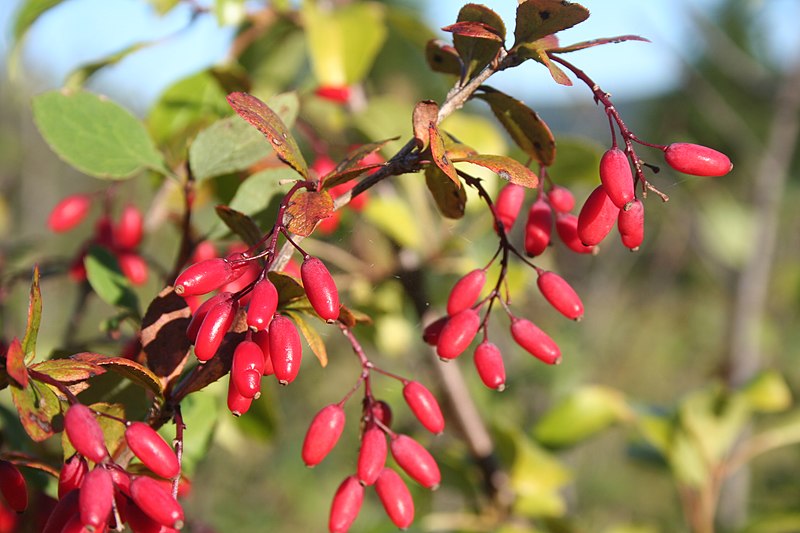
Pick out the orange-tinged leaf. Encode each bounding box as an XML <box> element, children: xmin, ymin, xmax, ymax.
<box><xmin>285</xmin><ymin>310</ymin><xmax>327</xmax><ymax>367</ymax></box>
<box><xmin>338</xmin><ymin>305</ymin><xmax>372</xmax><ymax>328</ymax></box>
<box><xmin>442</xmin><ymin>21</ymin><xmax>503</xmax><ymax>42</ymax></box>
<box><xmin>22</xmin><ymin>265</ymin><xmax>42</xmax><ymax>363</ymax></box>
<box><xmin>425</xmin><ymin>165</ymin><xmax>467</xmax><ymax>219</ymax></box>
<box><xmin>72</xmin><ymin>353</ymin><xmax>163</xmax><ymax>398</ymax></box>
<box><xmin>11</xmin><ymin>378</ymin><xmax>61</xmax><ymax>442</ymax></box>
<box><xmin>513</xmin><ymin>0</ymin><xmax>589</xmax><ymax>48</ymax></box>
<box><xmin>429</xmin><ymin>123</ymin><xmax>459</xmax><ymax>187</ymax></box>
<box><xmin>453</xmin><ymin>154</ymin><xmax>539</xmax><ymax>189</ymax></box>
<box><xmin>321</xmin><ymin>138</ymin><xmax>395</xmax><ymax>189</ymax></box>
<box><xmin>5</xmin><ymin>338</ymin><xmax>28</xmax><ymax>388</ymax></box>
<box><xmin>286</xmin><ymin>190</ymin><xmax>334</xmax><ymax>237</ymax></box>
<box><xmin>425</xmin><ymin>39</ymin><xmax>462</xmax><ymax>76</ymax></box>
<box><xmin>140</xmin><ymin>286</ymin><xmax>192</xmax><ymax>387</ymax></box>
<box><xmin>30</xmin><ymin>359</ymin><xmax>105</xmax><ymax>384</ymax></box>
<box><xmin>412</xmin><ymin>100</ymin><xmax>438</xmax><ymax>149</ymax></box>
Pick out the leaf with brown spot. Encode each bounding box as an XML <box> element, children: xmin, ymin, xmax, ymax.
<box><xmin>453</xmin><ymin>154</ymin><xmax>539</xmax><ymax>189</ymax></box>
<box><xmin>5</xmin><ymin>338</ymin><xmax>28</xmax><ymax>388</ymax></box>
<box><xmin>215</xmin><ymin>205</ymin><xmax>264</xmax><ymax>247</ymax></box>
<box><xmin>22</xmin><ymin>265</ymin><xmax>42</xmax><ymax>363</ymax></box>
<box><xmin>425</xmin><ymin>39</ymin><xmax>462</xmax><ymax>76</ymax></box>
<box><xmin>443</xmin><ymin>21</ymin><xmax>503</xmax><ymax>42</ymax></box>
<box><xmin>476</xmin><ymin>88</ymin><xmax>556</xmax><ymax>166</ymax></box>
<box><xmin>453</xmin><ymin>3</ymin><xmax>506</xmax><ymax>79</ymax></box>
<box><xmin>140</xmin><ymin>286</ymin><xmax>192</xmax><ymax>387</ymax></box>
<box><xmin>226</xmin><ymin>92</ymin><xmax>309</xmax><ymax>180</ymax></box>
<box><xmin>513</xmin><ymin>0</ymin><xmax>590</xmax><ymax>48</ymax></box>
<box><xmin>429</xmin><ymin>123</ymin><xmax>459</xmax><ymax>186</ymax></box>
<box><xmin>338</xmin><ymin>305</ymin><xmax>373</xmax><ymax>328</ymax></box>
<box><xmin>285</xmin><ymin>311</ymin><xmax>327</xmax><ymax>368</ymax></box>
<box><xmin>11</xmin><ymin>378</ymin><xmax>62</xmax><ymax>442</ymax></box>
<box><xmin>412</xmin><ymin>100</ymin><xmax>438</xmax><ymax>149</ymax></box>
<box><xmin>72</xmin><ymin>353</ymin><xmax>163</xmax><ymax>399</ymax></box>
<box><xmin>425</xmin><ymin>165</ymin><xmax>467</xmax><ymax>219</ymax></box>
<box><xmin>286</xmin><ymin>190</ymin><xmax>334</xmax><ymax>237</ymax></box>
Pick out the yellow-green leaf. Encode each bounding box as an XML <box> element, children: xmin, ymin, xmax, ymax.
<box><xmin>453</xmin><ymin>154</ymin><xmax>538</xmax><ymax>188</ymax></box>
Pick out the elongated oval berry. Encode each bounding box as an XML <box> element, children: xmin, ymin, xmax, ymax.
<box><xmin>402</xmin><ymin>381</ymin><xmax>444</xmax><ymax>434</ymax></box>
<box><xmin>547</xmin><ymin>185</ymin><xmax>575</xmax><ymax>213</ymax></box>
<box><xmin>664</xmin><ymin>142</ymin><xmax>732</xmax><ymax>177</ymax></box>
<box><xmin>357</xmin><ymin>426</ymin><xmax>387</xmax><ymax>486</ymax></box>
<box><xmin>555</xmin><ymin>214</ymin><xmax>595</xmax><ymax>254</ymax></box>
<box><xmin>59</xmin><ymin>455</ymin><xmax>88</xmax><ymax>499</ymax></box>
<box><xmin>301</xmin><ymin>257</ymin><xmax>340</xmax><ymax>322</ymax></box>
<box><xmin>126</xmin><ymin>501</ymin><xmax>168</xmax><ymax>533</ymax></box>
<box><xmin>375</xmin><ymin>468</ymin><xmax>414</xmax><ymax>529</ymax></box>
<box><xmin>129</xmin><ymin>475</ymin><xmax>184</xmax><ymax>529</ymax></box>
<box><xmin>231</xmin><ymin>340</ymin><xmax>265</xmax><ymax>399</ymax></box>
<box><xmin>42</xmin><ymin>489</ymin><xmax>79</xmax><ymax>533</ymax></box>
<box><xmin>193</xmin><ymin>297</ymin><xmax>238</xmax><ymax>362</ymax></box>
<box><xmin>599</xmin><ymin>148</ymin><xmax>635</xmax><ymax>208</ymax></box>
<box><xmin>537</xmin><ymin>270</ymin><xmax>584</xmax><ymax>320</ymax></box>
<box><xmin>494</xmin><ymin>183</ymin><xmax>526</xmax><ymax>233</ymax></box>
<box><xmin>246</xmin><ymin>278</ymin><xmax>278</xmax><ymax>331</ymax></box>
<box><xmin>525</xmin><ymin>198</ymin><xmax>553</xmax><ymax>257</ymax></box>
<box><xmin>269</xmin><ymin>315</ymin><xmax>303</xmax><ymax>385</ymax></box>
<box><xmin>618</xmin><ymin>198</ymin><xmax>645</xmax><ymax>250</ymax></box>
<box><xmin>118</xmin><ymin>252</ymin><xmax>148</xmax><ymax>286</ymax></box>
<box><xmin>125</xmin><ymin>422</ymin><xmax>180</xmax><ymax>480</ymax></box>
<box><xmin>446</xmin><ymin>269</ymin><xmax>486</xmax><ymax>316</ymax></box>
<box><xmin>227</xmin><ymin>376</ymin><xmax>253</xmax><ymax>417</ymax></box>
<box><xmin>511</xmin><ymin>318</ymin><xmax>561</xmax><ymax>365</ymax></box>
<box><xmin>114</xmin><ymin>204</ymin><xmax>144</xmax><ymax>249</ymax></box>
<box><xmin>578</xmin><ymin>185</ymin><xmax>620</xmax><ymax>246</ymax></box>
<box><xmin>252</xmin><ymin>330</ymin><xmax>274</xmax><ymax>376</ymax></box>
<box><xmin>390</xmin><ymin>435</ymin><xmax>441</xmax><ymax>490</ymax></box>
<box><xmin>47</xmin><ymin>194</ymin><xmax>91</xmax><ymax>233</ymax></box>
<box><xmin>302</xmin><ymin>404</ymin><xmax>345</xmax><ymax>467</ymax></box>
<box><xmin>186</xmin><ymin>292</ymin><xmax>231</xmax><ymax>343</ymax></box>
<box><xmin>65</xmin><ymin>404</ymin><xmax>109</xmax><ymax>463</ymax></box>
<box><xmin>0</xmin><ymin>461</ymin><xmax>27</xmax><ymax>513</ymax></box>
<box><xmin>422</xmin><ymin>316</ymin><xmax>448</xmax><ymax>346</ymax></box>
<box><xmin>79</xmin><ymin>466</ymin><xmax>113</xmax><ymax>530</ymax></box>
<box><xmin>329</xmin><ymin>476</ymin><xmax>364</xmax><ymax>533</ymax></box>
<box><xmin>174</xmin><ymin>258</ymin><xmax>236</xmax><ymax>297</ymax></box>
<box><xmin>474</xmin><ymin>341</ymin><xmax>506</xmax><ymax>391</ymax></box>
<box><xmin>436</xmin><ymin>308</ymin><xmax>480</xmax><ymax>360</ymax></box>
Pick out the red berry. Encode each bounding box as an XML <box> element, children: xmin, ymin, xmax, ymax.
<box><xmin>494</xmin><ymin>183</ymin><xmax>526</xmax><ymax>233</ymax></box>
<box><xmin>226</xmin><ymin>376</ymin><xmax>253</xmax><ymax>417</ymax></box>
<box><xmin>193</xmin><ymin>297</ymin><xmax>238</xmax><ymax>362</ymax></box>
<box><xmin>510</xmin><ymin>318</ymin><xmax>561</xmax><ymax>365</ymax></box>
<box><xmin>369</xmin><ymin>400</ymin><xmax>392</xmax><ymax>428</ymax></box>
<box><xmin>577</xmin><ymin>185</ymin><xmax>620</xmax><ymax>246</ymax></box>
<box><xmin>664</xmin><ymin>142</ymin><xmax>732</xmax><ymax>177</ymax></box>
<box><xmin>390</xmin><ymin>434</ymin><xmax>441</xmax><ymax>490</ymax></box>
<box><xmin>174</xmin><ymin>258</ymin><xmax>235</xmax><ymax>297</ymax></box>
<box><xmin>402</xmin><ymin>381</ymin><xmax>444</xmax><ymax>434</ymax></box>
<box><xmin>126</xmin><ymin>501</ymin><xmax>169</xmax><ymax>533</ymax></box>
<box><xmin>252</xmin><ymin>330</ymin><xmax>274</xmax><ymax>376</ymax></box>
<box><xmin>59</xmin><ymin>455</ymin><xmax>88</xmax><ymax>499</ymax></box>
<box><xmin>422</xmin><ymin>316</ymin><xmax>448</xmax><ymax>346</ymax></box>
<box><xmin>118</xmin><ymin>252</ymin><xmax>148</xmax><ymax>286</ymax></box>
<box><xmin>246</xmin><ymin>278</ymin><xmax>278</xmax><ymax>331</ymax></box>
<box><xmin>114</xmin><ymin>204</ymin><xmax>144</xmax><ymax>249</ymax></box>
<box><xmin>64</xmin><ymin>404</ymin><xmax>109</xmax><ymax>463</ymax></box>
<box><xmin>108</xmin><ymin>465</ymin><xmax>131</xmax><ymax>496</ymax></box>
<box><xmin>186</xmin><ymin>292</ymin><xmax>231</xmax><ymax>343</ymax></box>
<box><xmin>316</xmin><ymin>210</ymin><xmax>342</xmax><ymax>234</ymax></box>
<box><xmin>524</xmin><ymin>198</ymin><xmax>553</xmax><ymax>257</ymax></box>
<box><xmin>269</xmin><ymin>315</ymin><xmax>303</xmax><ymax>385</ymax></box>
<box><xmin>0</xmin><ymin>461</ymin><xmax>27</xmax><ymax>513</ymax></box>
<box><xmin>375</xmin><ymin>468</ymin><xmax>414</xmax><ymax>529</ymax></box>
<box><xmin>125</xmin><ymin>422</ymin><xmax>180</xmax><ymax>480</ymax></box>
<box><xmin>312</xmin><ymin>155</ymin><xmax>337</xmax><ymax>179</ymax></box>
<box><xmin>436</xmin><ymin>308</ymin><xmax>480</xmax><ymax>360</ymax></box>
<box><xmin>190</xmin><ymin>240</ymin><xmax>217</xmax><ymax>263</ymax></box>
<box><xmin>231</xmin><ymin>340</ymin><xmax>265</xmax><ymax>399</ymax></box>
<box><xmin>329</xmin><ymin>476</ymin><xmax>364</xmax><ymax>533</ymax></box>
<box><xmin>301</xmin><ymin>256</ymin><xmax>340</xmax><ymax>322</ymax></box>
<box><xmin>42</xmin><ymin>490</ymin><xmax>79</xmax><ymax>533</ymax></box>
<box><xmin>315</xmin><ymin>85</ymin><xmax>351</xmax><ymax>104</ymax></box>
<box><xmin>547</xmin><ymin>186</ymin><xmax>575</xmax><ymax>213</ymax></box>
<box><xmin>302</xmin><ymin>404</ymin><xmax>346</xmax><ymax>467</ymax></box>
<box><xmin>58</xmin><ymin>514</ymin><xmax>85</xmax><ymax>533</ymax></box>
<box><xmin>446</xmin><ymin>269</ymin><xmax>486</xmax><ymax>316</ymax></box>
<box><xmin>47</xmin><ymin>194</ymin><xmax>91</xmax><ymax>233</ymax></box>
<box><xmin>79</xmin><ymin>467</ymin><xmax>113</xmax><ymax>530</ymax></box>
<box><xmin>93</xmin><ymin>215</ymin><xmax>114</xmax><ymax>247</ymax></box>
<box><xmin>599</xmin><ymin>148</ymin><xmax>635</xmax><ymax>208</ymax></box>
<box><xmin>357</xmin><ymin>426</ymin><xmax>387</xmax><ymax>486</ymax></box>
<box><xmin>129</xmin><ymin>475</ymin><xmax>184</xmax><ymax>529</ymax></box>
<box><xmin>618</xmin><ymin>198</ymin><xmax>645</xmax><ymax>250</ymax></box>
<box><xmin>537</xmin><ymin>270</ymin><xmax>584</xmax><ymax>320</ymax></box>
<box><xmin>555</xmin><ymin>214</ymin><xmax>595</xmax><ymax>254</ymax></box>
<box><xmin>474</xmin><ymin>341</ymin><xmax>506</xmax><ymax>391</ymax></box>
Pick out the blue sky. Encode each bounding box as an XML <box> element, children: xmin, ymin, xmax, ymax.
<box><xmin>2</xmin><ymin>0</ymin><xmax>798</xmax><ymax>114</ymax></box>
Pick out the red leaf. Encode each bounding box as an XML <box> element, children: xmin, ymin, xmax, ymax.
<box><xmin>429</xmin><ymin>123</ymin><xmax>459</xmax><ymax>187</ymax></box>
<box><xmin>5</xmin><ymin>338</ymin><xmax>28</xmax><ymax>388</ymax></box>
<box><xmin>442</xmin><ymin>21</ymin><xmax>503</xmax><ymax>42</ymax></box>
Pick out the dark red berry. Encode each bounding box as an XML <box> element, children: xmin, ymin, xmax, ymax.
<box><xmin>446</xmin><ymin>269</ymin><xmax>486</xmax><ymax>316</ymax></box>
<box><xmin>357</xmin><ymin>426</ymin><xmax>387</xmax><ymax>486</ymax></box>
<box><xmin>301</xmin><ymin>256</ymin><xmax>340</xmax><ymax>322</ymax></box>
<box><xmin>537</xmin><ymin>270</ymin><xmax>584</xmax><ymax>320</ymax></box>
<box><xmin>474</xmin><ymin>341</ymin><xmax>506</xmax><ymax>391</ymax></box>
<box><xmin>555</xmin><ymin>214</ymin><xmax>595</xmax><ymax>254</ymax></box>
<box><xmin>41</xmin><ymin>489</ymin><xmax>79</xmax><ymax>533</ymax></box>
<box><xmin>64</xmin><ymin>404</ymin><xmax>109</xmax><ymax>463</ymax></box>
<box><xmin>0</xmin><ymin>461</ymin><xmax>27</xmax><ymax>513</ymax></box>
<box><xmin>422</xmin><ymin>316</ymin><xmax>448</xmax><ymax>346</ymax></box>
<box><xmin>231</xmin><ymin>340</ymin><xmax>265</xmax><ymax>399</ymax></box>
<box><xmin>369</xmin><ymin>400</ymin><xmax>392</xmax><ymax>428</ymax></box>
<box><xmin>193</xmin><ymin>297</ymin><xmax>238</xmax><ymax>362</ymax></box>
<box><xmin>547</xmin><ymin>186</ymin><xmax>575</xmax><ymax>213</ymax></box>
<box><xmin>125</xmin><ymin>422</ymin><xmax>180</xmax><ymax>480</ymax></box>
<box><xmin>618</xmin><ymin>198</ymin><xmax>645</xmax><ymax>250</ymax></box>
<box><xmin>79</xmin><ymin>466</ymin><xmax>113</xmax><ymax>530</ymax></box>
<box><xmin>174</xmin><ymin>258</ymin><xmax>236</xmax><ymax>297</ymax></box>
<box><xmin>126</xmin><ymin>501</ymin><xmax>168</xmax><ymax>533</ymax></box>
<box><xmin>129</xmin><ymin>475</ymin><xmax>184</xmax><ymax>529</ymax></box>
<box><xmin>375</xmin><ymin>468</ymin><xmax>414</xmax><ymax>529</ymax></box>
<box><xmin>510</xmin><ymin>318</ymin><xmax>561</xmax><ymax>365</ymax></box>
<box><xmin>524</xmin><ymin>198</ymin><xmax>552</xmax><ymax>257</ymax></box>
<box><xmin>269</xmin><ymin>315</ymin><xmax>303</xmax><ymax>385</ymax></box>
<box><xmin>114</xmin><ymin>204</ymin><xmax>144</xmax><ymax>249</ymax></box>
<box><xmin>390</xmin><ymin>435</ymin><xmax>441</xmax><ymax>490</ymax></box>
<box><xmin>402</xmin><ymin>381</ymin><xmax>444</xmax><ymax>434</ymax></box>
<box><xmin>59</xmin><ymin>455</ymin><xmax>88</xmax><ymax>499</ymax></box>
<box><xmin>664</xmin><ymin>143</ymin><xmax>732</xmax><ymax>177</ymax></box>
<box><xmin>302</xmin><ymin>404</ymin><xmax>346</xmax><ymax>467</ymax></box>
<box><xmin>599</xmin><ymin>148</ymin><xmax>635</xmax><ymax>208</ymax></box>
<box><xmin>436</xmin><ymin>308</ymin><xmax>480</xmax><ymax>360</ymax></box>
<box><xmin>252</xmin><ymin>330</ymin><xmax>274</xmax><ymax>376</ymax></box>
<box><xmin>577</xmin><ymin>185</ymin><xmax>620</xmax><ymax>246</ymax></box>
<box><xmin>329</xmin><ymin>476</ymin><xmax>363</xmax><ymax>533</ymax></box>
<box><xmin>311</xmin><ymin>155</ymin><xmax>337</xmax><ymax>179</ymax></box>
<box><xmin>47</xmin><ymin>194</ymin><xmax>91</xmax><ymax>233</ymax></box>
<box><xmin>246</xmin><ymin>278</ymin><xmax>278</xmax><ymax>331</ymax></box>
<box><xmin>494</xmin><ymin>183</ymin><xmax>526</xmax><ymax>233</ymax></box>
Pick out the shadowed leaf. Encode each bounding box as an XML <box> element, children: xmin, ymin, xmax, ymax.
<box><xmin>215</xmin><ymin>205</ymin><xmax>263</xmax><ymax>247</ymax></box>
<box><xmin>6</xmin><ymin>338</ymin><xmax>28</xmax><ymax>389</ymax></box>
<box><xmin>430</xmin><ymin>123</ymin><xmax>459</xmax><ymax>186</ymax></box>
<box><xmin>286</xmin><ymin>190</ymin><xmax>334</xmax><ymax>237</ymax></box>
<box><xmin>513</xmin><ymin>0</ymin><xmax>589</xmax><ymax>48</ymax></box>
<box><xmin>453</xmin><ymin>4</ymin><xmax>506</xmax><ymax>79</ymax></box>
<box><xmin>412</xmin><ymin>100</ymin><xmax>439</xmax><ymax>149</ymax></box>
<box><xmin>11</xmin><ymin>378</ymin><xmax>61</xmax><ymax>442</ymax></box>
<box><xmin>72</xmin><ymin>353</ymin><xmax>163</xmax><ymax>398</ymax></box>
<box><xmin>338</xmin><ymin>305</ymin><xmax>373</xmax><ymax>328</ymax></box>
<box><xmin>425</xmin><ymin>165</ymin><xmax>467</xmax><ymax>219</ymax></box>
<box><xmin>269</xmin><ymin>272</ymin><xmax>307</xmax><ymax>306</ymax></box>
<box><xmin>453</xmin><ymin>154</ymin><xmax>539</xmax><ymax>188</ymax></box>
<box><xmin>425</xmin><ymin>39</ymin><xmax>462</xmax><ymax>76</ymax></box>
<box><xmin>516</xmin><ymin>44</ymin><xmax>573</xmax><ymax>86</ymax></box>
<box><xmin>85</xmin><ymin>245</ymin><xmax>140</xmax><ymax>317</ymax></box>
<box><xmin>140</xmin><ymin>286</ymin><xmax>192</xmax><ymax>387</ymax></box>
<box><xmin>285</xmin><ymin>311</ymin><xmax>327</xmax><ymax>367</ymax></box>
<box><xmin>22</xmin><ymin>265</ymin><xmax>42</xmax><ymax>363</ymax></box>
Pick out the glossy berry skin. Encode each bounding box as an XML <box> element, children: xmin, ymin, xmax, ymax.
<box><xmin>125</xmin><ymin>422</ymin><xmax>180</xmax><ymax>479</ymax></box>
<box><xmin>329</xmin><ymin>476</ymin><xmax>364</xmax><ymax>533</ymax></box>
<box><xmin>59</xmin><ymin>455</ymin><xmax>88</xmax><ymax>499</ymax></box>
<box><xmin>537</xmin><ymin>271</ymin><xmax>584</xmax><ymax>320</ymax></box>
<box><xmin>390</xmin><ymin>435</ymin><xmax>441</xmax><ymax>490</ymax></box>
<box><xmin>193</xmin><ymin>297</ymin><xmax>238</xmax><ymax>362</ymax></box>
<box><xmin>130</xmin><ymin>475</ymin><xmax>184</xmax><ymax>529</ymax></box>
<box><xmin>252</xmin><ymin>330</ymin><xmax>275</xmax><ymax>376</ymax></box>
<box><xmin>246</xmin><ymin>278</ymin><xmax>278</xmax><ymax>331</ymax></box>
<box><xmin>547</xmin><ymin>185</ymin><xmax>575</xmax><ymax>213</ymax></box>
<box><xmin>511</xmin><ymin>318</ymin><xmax>561</xmax><ymax>365</ymax></box>
<box><xmin>186</xmin><ymin>293</ymin><xmax>231</xmax><ymax>343</ymax></box>
<box><xmin>402</xmin><ymin>381</ymin><xmax>444</xmax><ymax>434</ymax></box>
<box><xmin>269</xmin><ymin>315</ymin><xmax>303</xmax><ymax>385</ymax></box>
<box><xmin>227</xmin><ymin>377</ymin><xmax>253</xmax><ymax>417</ymax></box>
<box><xmin>664</xmin><ymin>143</ymin><xmax>732</xmax><ymax>177</ymax></box>
<box><xmin>494</xmin><ymin>183</ymin><xmax>526</xmax><ymax>233</ymax></box>
<box><xmin>231</xmin><ymin>340</ymin><xmax>266</xmax><ymax>399</ymax></box>
<box><xmin>126</xmin><ymin>501</ymin><xmax>170</xmax><ymax>533</ymax></box>
<box><xmin>422</xmin><ymin>316</ymin><xmax>448</xmax><ymax>346</ymax></box>
<box><xmin>79</xmin><ymin>466</ymin><xmax>113</xmax><ymax>530</ymax></box>
<box><xmin>357</xmin><ymin>426</ymin><xmax>387</xmax><ymax>486</ymax></box>
<box><xmin>114</xmin><ymin>204</ymin><xmax>144</xmax><ymax>249</ymax></box>
<box><xmin>577</xmin><ymin>185</ymin><xmax>620</xmax><ymax>246</ymax></box>
<box><xmin>0</xmin><ymin>461</ymin><xmax>27</xmax><ymax>513</ymax></box>
<box><xmin>436</xmin><ymin>308</ymin><xmax>481</xmax><ymax>360</ymax></box>
<box><xmin>47</xmin><ymin>194</ymin><xmax>91</xmax><ymax>233</ymax></box>
<box><xmin>474</xmin><ymin>341</ymin><xmax>506</xmax><ymax>391</ymax></box>
<box><xmin>42</xmin><ymin>489</ymin><xmax>79</xmax><ymax>533</ymax></box>
<box><xmin>64</xmin><ymin>404</ymin><xmax>109</xmax><ymax>463</ymax></box>
<box><xmin>599</xmin><ymin>148</ymin><xmax>635</xmax><ymax>208</ymax></box>
<box><xmin>618</xmin><ymin>199</ymin><xmax>645</xmax><ymax>250</ymax></box>
<box><xmin>446</xmin><ymin>269</ymin><xmax>486</xmax><ymax>316</ymax></box>
<box><xmin>524</xmin><ymin>198</ymin><xmax>553</xmax><ymax>257</ymax></box>
<box><xmin>375</xmin><ymin>468</ymin><xmax>414</xmax><ymax>529</ymax></box>
<box><xmin>302</xmin><ymin>404</ymin><xmax>346</xmax><ymax>467</ymax></box>
<box><xmin>174</xmin><ymin>258</ymin><xmax>236</xmax><ymax>297</ymax></box>
<box><xmin>301</xmin><ymin>257</ymin><xmax>340</xmax><ymax>321</ymax></box>
<box><xmin>555</xmin><ymin>214</ymin><xmax>595</xmax><ymax>254</ymax></box>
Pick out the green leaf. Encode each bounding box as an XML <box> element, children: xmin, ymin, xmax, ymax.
<box><xmin>452</xmin><ymin>3</ymin><xmax>506</xmax><ymax>79</ymax></box>
<box><xmin>213</xmin><ymin>206</ymin><xmax>263</xmax><ymax>248</ymax></box>
<box><xmin>147</xmin><ymin>0</ymin><xmax>181</xmax><ymax>15</ymax></box>
<box><xmin>22</xmin><ymin>265</ymin><xmax>42</xmax><ymax>363</ymax></box>
<box><xmin>84</xmin><ymin>245</ymin><xmax>141</xmax><ymax>317</ymax></box>
<box><xmin>171</xmin><ymin>387</ymin><xmax>220</xmax><ymax>475</ymax></box>
<box><xmin>303</xmin><ymin>2</ymin><xmax>388</xmax><ymax>86</ymax></box>
<box><xmin>515</xmin><ymin>42</ymin><xmax>573</xmax><ymax>86</ymax></box>
<box><xmin>425</xmin><ymin>165</ymin><xmax>466</xmax><ymax>219</ymax></box>
<box><xmin>513</xmin><ymin>0</ymin><xmax>590</xmax><ymax>49</ymax></box>
<box><xmin>741</xmin><ymin>370</ymin><xmax>792</xmax><ymax>413</ymax></box>
<box><xmin>453</xmin><ymin>154</ymin><xmax>539</xmax><ymax>188</ymax></box>
<box><xmin>189</xmin><ymin>117</ymin><xmax>272</xmax><ymax>182</ymax></box>
<box><xmin>32</xmin><ymin>89</ymin><xmax>166</xmax><ymax>179</ymax></box>
<box><xmin>668</xmin><ymin>428</ymin><xmax>709</xmax><ymax>487</ymax></box>
<box><xmin>678</xmin><ymin>387</ymin><xmax>750</xmax><ymax>466</ymax></box>
<box><xmin>425</xmin><ymin>39</ymin><xmax>462</xmax><ymax>76</ymax></box>
<box><xmin>11</xmin><ymin>378</ymin><xmax>62</xmax><ymax>442</ymax></box>
<box><xmin>285</xmin><ymin>311</ymin><xmax>328</xmax><ymax>367</ymax></box>
<box><xmin>30</xmin><ymin>359</ymin><xmax>106</xmax><ymax>385</ymax></box>
<box><xmin>476</xmin><ymin>88</ymin><xmax>556</xmax><ymax>166</ymax></box>
<box><xmin>11</xmin><ymin>0</ymin><xmax>64</xmax><ymax>44</ymax></box>
<box><xmin>72</xmin><ymin>353</ymin><xmax>164</xmax><ymax>399</ymax></box>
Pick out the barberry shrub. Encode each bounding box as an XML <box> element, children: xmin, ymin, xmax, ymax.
<box><xmin>10</xmin><ymin>1</ymin><xmax>792</xmax><ymax>533</ymax></box>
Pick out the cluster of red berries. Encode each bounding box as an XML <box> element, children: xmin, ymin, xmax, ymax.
<box><xmin>47</xmin><ymin>194</ymin><xmax>148</xmax><ymax>286</ymax></box>
<box><xmin>41</xmin><ymin>403</ymin><xmax>184</xmax><ymax>532</ymax></box>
